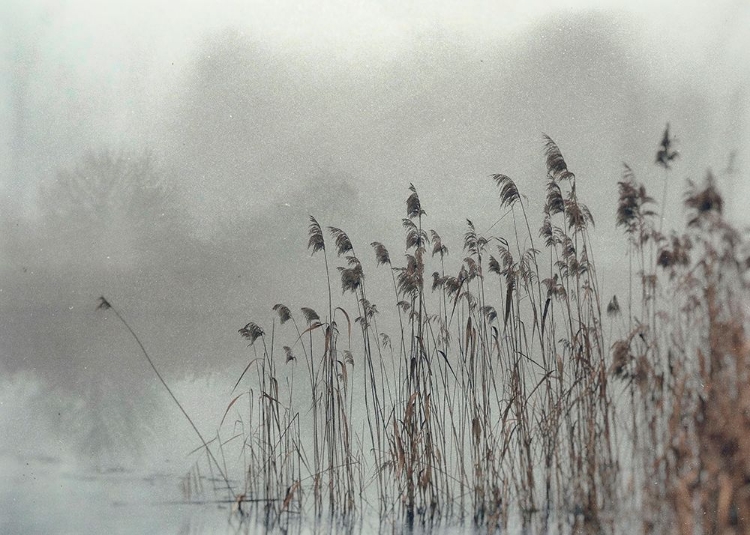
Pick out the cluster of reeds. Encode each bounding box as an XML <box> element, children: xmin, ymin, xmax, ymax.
<box><xmin>102</xmin><ymin>127</ymin><xmax>749</xmax><ymax>533</ymax></box>
<box><xmin>223</xmin><ymin>134</ymin><xmax>626</xmax><ymax>532</ymax></box>
<box><xmin>612</xmin><ymin>128</ymin><xmax>750</xmax><ymax>534</ymax></box>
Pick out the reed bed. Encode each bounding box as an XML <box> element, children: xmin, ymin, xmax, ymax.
<box><xmin>103</xmin><ymin>128</ymin><xmax>750</xmax><ymax>534</ymax></box>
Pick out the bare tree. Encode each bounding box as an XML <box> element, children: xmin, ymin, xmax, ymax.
<box><xmin>40</xmin><ymin>149</ymin><xmax>191</xmax><ymax>261</ymax></box>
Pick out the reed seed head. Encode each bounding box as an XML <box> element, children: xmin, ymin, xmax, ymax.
<box><xmin>239</xmin><ymin>322</ymin><xmax>264</xmax><ymax>345</ymax></box>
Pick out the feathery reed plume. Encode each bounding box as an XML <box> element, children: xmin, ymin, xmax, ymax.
<box><xmin>610</xmin><ymin>338</ymin><xmax>632</xmax><ymax>378</ymax></box>
<box><xmin>656</xmin><ymin>123</ymin><xmax>679</xmax><ymax>233</ymax></box>
<box><xmin>371</xmin><ymin>241</ymin><xmax>391</xmax><ymax>266</ymax></box>
<box><xmin>616</xmin><ymin>165</ymin><xmax>656</xmax><ymax>236</ymax></box>
<box><xmin>616</xmin><ymin>178</ymin><xmax>640</xmax><ymax>232</ymax></box>
<box><xmin>396</xmin><ymin>254</ymin><xmax>423</xmax><ymax>298</ymax></box>
<box><xmin>431</xmin><ymin>230</ymin><xmax>449</xmax><ymax>258</ymax></box>
<box><xmin>543</xmin><ymin>134</ymin><xmax>575</xmax><ymax>182</ymax></box>
<box><xmin>431</xmin><ymin>271</ymin><xmax>446</xmax><ymax>291</ymax></box>
<box><xmin>239</xmin><ymin>322</ymin><xmax>265</xmax><ymax>345</ymax></box>
<box><xmin>338</xmin><ymin>260</ymin><xmax>364</xmax><ymax>294</ymax></box>
<box><xmin>488</xmin><ymin>255</ymin><xmax>501</xmax><ymax>276</ymax></box>
<box><xmin>396</xmin><ymin>300</ymin><xmax>411</xmax><ymax>313</ymax></box>
<box><xmin>657</xmin><ymin>234</ymin><xmax>692</xmax><ymax>271</ymax></box>
<box><xmin>328</xmin><ymin>227</ymin><xmax>353</xmax><ymax>257</ymax></box>
<box><xmin>308</xmin><ymin>216</ymin><xmax>325</xmax><ymax>254</ymax></box>
<box><xmin>481</xmin><ymin>305</ymin><xmax>498</xmax><ymax>323</ymax></box>
<box><xmin>464</xmin><ymin>219</ymin><xmax>487</xmax><ymax>257</ymax></box>
<box><xmin>406</xmin><ymin>183</ymin><xmax>425</xmax><ymax>219</ymax></box>
<box><xmin>462</xmin><ymin>257</ymin><xmax>479</xmax><ymax>283</ymax></box>
<box><xmin>684</xmin><ymin>172</ymin><xmax>723</xmax><ymax>226</ymax></box>
<box><xmin>491</xmin><ymin>174</ymin><xmax>520</xmax><ymax>208</ymax></box>
<box><xmin>359</xmin><ymin>298</ymin><xmax>378</xmax><ymax>319</ymax></box>
<box><xmin>656</xmin><ymin>123</ymin><xmax>679</xmax><ymax>169</ymax></box>
<box><xmin>563</xmin><ymin>195</ymin><xmax>594</xmax><ymax>231</ymax></box>
<box><xmin>300</xmin><ymin>307</ymin><xmax>320</xmax><ymax>324</ymax></box>
<box><xmin>272</xmin><ymin>304</ymin><xmax>292</xmax><ymax>324</ymax></box>
<box><xmin>606</xmin><ymin>295</ymin><xmax>620</xmax><ymax>317</ymax></box>
<box><xmin>539</xmin><ymin>215</ymin><xmax>557</xmax><ymax>248</ymax></box>
<box><xmin>403</xmin><ymin>219</ymin><xmax>429</xmax><ymax>250</ymax></box>
<box><xmin>545</xmin><ymin>180</ymin><xmax>565</xmax><ymax>216</ymax></box>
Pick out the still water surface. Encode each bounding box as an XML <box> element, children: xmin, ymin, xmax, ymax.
<box><xmin>3</xmin><ymin>454</ymin><xmax>495</xmax><ymax>534</ymax></box>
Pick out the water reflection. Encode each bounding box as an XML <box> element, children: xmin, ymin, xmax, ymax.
<box><xmin>1</xmin><ymin>454</ymin><xmax>494</xmax><ymax>534</ymax></box>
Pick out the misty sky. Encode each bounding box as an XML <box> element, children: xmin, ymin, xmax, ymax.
<box><xmin>3</xmin><ymin>0</ymin><xmax>748</xmax><ymax>216</ymax></box>
<box><xmin>0</xmin><ymin>0</ymin><xmax>749</xmax><ymax>444</ymax></box>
